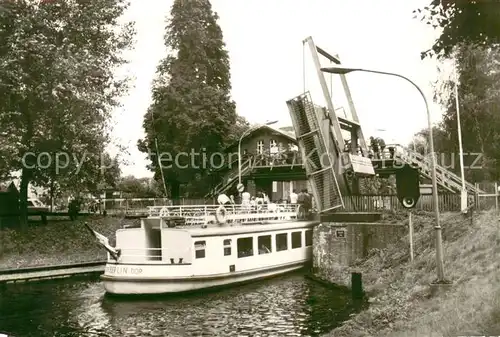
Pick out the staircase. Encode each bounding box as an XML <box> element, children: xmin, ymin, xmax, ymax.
<box><xmin>206</xmin><ymin>158</ymin><xmax>253</xmax><ymax>197</ymax></box>
<box><xmin>396</xmin><ymin>147</ymin><xmax>485</xmax><ymax>194</ymax></box>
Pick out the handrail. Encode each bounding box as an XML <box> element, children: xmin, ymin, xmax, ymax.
<box><xmin>208</xmin><ymin>157</ymin><xmax>253</xmax><ymax>196</ymax></box>
<box><xmin>397</xmin><ymin>147</ymin><xmax>483</xmax><ymax>193</ymax></box>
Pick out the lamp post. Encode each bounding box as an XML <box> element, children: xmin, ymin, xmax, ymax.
<box><xmin>238</xmin><ymin>120</ymin><xmax>278</xmax><ymax>186</ymax></box>
<box><xmin>454</xmin><ymin>74</ymin><xmax>467</xmax><ymax>212</ymax></box>
<box><xmin>321</xmin><ymin>65</ymin><xmax>445</xmax><ymax>282</ymax></box>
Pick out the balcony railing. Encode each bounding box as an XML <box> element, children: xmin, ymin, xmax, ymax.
<box><xmin>244</xmin><ymin>150</ymin><xmax>303</xmax><ymax>168</ymax></box>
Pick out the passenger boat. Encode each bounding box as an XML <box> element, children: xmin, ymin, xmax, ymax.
<box><xmin>86</xmin><ymin>203</ymin><xmax>319</xmax><ymax>295</ymax></box>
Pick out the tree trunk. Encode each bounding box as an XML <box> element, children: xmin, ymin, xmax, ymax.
<box><xmin>49</xmin><ymin>177</ymin><xmax>54</xmax><ymax>212</ymax></box>
<box><xmin>19</xmin><ymin>168</ymin><xmax>30</xmax><ymax>230</ymax></box>
<box><xmin>171</xmin><ymin>181</ymin><xmax>180</xmax><ymax>205</ymax></box>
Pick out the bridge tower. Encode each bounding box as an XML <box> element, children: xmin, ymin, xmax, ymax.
<box><xmin>286</xmin><ymin>36</ymin><xmax>375</xmax><ymax>213</ymax></box>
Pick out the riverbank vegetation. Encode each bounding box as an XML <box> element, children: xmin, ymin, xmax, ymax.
<box><xmin>0</xmin><ymin>216</ymin><xmax>135</xmax><ymax>269</ymax></box>
<box><xmin>326</xmin><ymin>210</ymin><xmax>500</xmax><ymax>337</ymax></box>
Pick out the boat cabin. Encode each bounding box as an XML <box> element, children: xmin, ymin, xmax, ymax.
<box><xmin>111</xmin><ymin>205</ymin><xmax>318</xmax><ymax>276</ymax></box>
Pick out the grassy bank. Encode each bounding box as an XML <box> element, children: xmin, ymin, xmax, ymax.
<box><xmin>324</xmin><ymin>210</ymin><xmax>500</xmax><ymax>337</ymax></box>
<box><xmin>0</xmin><ymin>216</ymin><xmax>137</xmax><ymax>269</ymax></box>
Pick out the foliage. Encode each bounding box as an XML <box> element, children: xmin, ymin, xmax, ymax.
<box><xmin>359</xmin><ymin>176</ymin><xmax>396</xmax><ymax>195</ymax></box>
<box><xmin>436</xmin><ymin>46</ymin><xmax>500</xmax><ymax>181</ymax></box>
<box><xmin>138</xmin><ymin>0</ymin><xmax>237</xmax><ymax>199</ymax></box>
<box><xmin>117</xmin><ymin>175</ymin><xmax>162</xmax><ymax>198</ymax></box>
<box><xmin>416</xmin><ymin>0</ymin><xmax>500</xmax><ymax>59</ymax></box>
<box><xmin>413</xmin><ymin>46</ymin><xmax>500</xmax><ymax>182</ymax></box>
<box><xmin>415</xmin><ymin>0</ymin><xmax>500</xmax><ymax>182</ymax></box>
<box><xmin>0</xmin><ymin>0</ymin><xmax>134</xmax><ymax>227</ymax></box>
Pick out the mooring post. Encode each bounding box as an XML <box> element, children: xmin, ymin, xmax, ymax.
<box><xmin>351</xmin><ymin>272</ymin><xmax>363</xmax><ymax>300</ymax></box>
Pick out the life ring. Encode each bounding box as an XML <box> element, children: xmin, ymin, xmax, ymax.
<box><xmin>215</xmin><ymin>205</ymin><xmax>227</xmax><ymax>224</ymax></box>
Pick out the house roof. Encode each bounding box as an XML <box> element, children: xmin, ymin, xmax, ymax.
<box><xmin>225</xmin><ymin>125</ymin><xmax>297</xmax><ymax>152</ymax></box>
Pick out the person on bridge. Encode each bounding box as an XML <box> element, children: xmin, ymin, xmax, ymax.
<box><xmin>377</xmin><ymin>138</ymin><xmax>386</xmax><ymax>158</ymax></box>
<box><xmin>370</xmin><ymin>137</ymin><xmax>380</xmax><ymax>159</ymax></box>
<box><xmin>388</xmin><ymin>146</ymin><xmax>395</xmax><ymax>159</ymax></box>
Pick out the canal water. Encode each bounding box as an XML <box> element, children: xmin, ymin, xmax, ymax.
<box><xmin>0</xmin><ymin>272</ymin><xmax>361</xmax><ymax>337</ymax></box>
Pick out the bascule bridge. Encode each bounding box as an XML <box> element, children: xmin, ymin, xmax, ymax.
<box><xmin>208</xmin><ymin>37</ymin><xmax>484</xmax><ymax>207</ymax></box>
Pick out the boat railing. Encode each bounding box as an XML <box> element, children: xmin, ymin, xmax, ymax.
<box><xmin>147</xmin><ymin>203</ymin><xmax>300</xmax><ymax>226</ymax></box>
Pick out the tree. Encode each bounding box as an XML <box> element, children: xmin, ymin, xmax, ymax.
<box><xmin>416</xmin><ymin>0</ymin><xmax>500</xmax><ymax>59</ymax></box>
<box><xmin>0</xmin><ymin>0</ymin><xmax>134</xmax><ymax>228</ymax></box>
<box><xmin>138</xmin><ymin>0</ymin><xmax>237</xmax><ymax>200</ymax></box>
<box><xmin>432</xmin><ymin>47</ymin><xmax>500</xmax><ymax>181</ymax></box>
<box><xmin>117</xmin><ymin>175</ymin><xmax>162</xmax><ymax>198</ymax></box>
<box><xmin>416</xmin><ymin>1</ymin><xmax>500</xmax><ymax>182</ymax></box>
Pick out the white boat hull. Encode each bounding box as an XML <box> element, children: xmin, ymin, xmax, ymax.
<box><xmin>101</xmin><ymin>260</ymin><xmax>308</xmax><ymax>295</ymax></box>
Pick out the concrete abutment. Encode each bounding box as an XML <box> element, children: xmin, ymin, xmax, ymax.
<box><xmin>312</xmin><ymin>215</ymin><xmax>406</xmax><ymax>287</ymax></box>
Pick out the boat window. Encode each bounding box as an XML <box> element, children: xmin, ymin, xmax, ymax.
<box><xmin>305</xmin><ymin>230</ymin><xmax>313</xmax><ymax>246</ymax></box>
<box><xmin>237</xmin><ymin>237</ymin><xmax>254</xmax><ymax>258</ymax></box>
<box><xmin>276</xmin><ymin>233</ymin><xmax>288</xmax><ymax>251</ymax></box>
<box><xmin>258</xmin><ymin>235</ymin><xmax>272</xmax><ymax>254</ymax></box>
<box><xmin>194</xmin><ymin>241</ymin><xmax>206</xmax><ymax>259</ymax></box>
<box><xmin>291</xmin><ymin>231</ymin><xmax>302</xmax><ymax>249</ymax></box>
<box><xmin>223</xmin><ymin>239</ymin><xmax>231</xmax><ymax>256</ymax></box>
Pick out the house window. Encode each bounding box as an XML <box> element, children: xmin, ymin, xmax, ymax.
<box><xmin>258</xmin><ymin>235</ymin><xmax>272</xmax><ymax>254</ymax></box>
<box><xmin>223</xmin><ymin>239</ymin><xmax>231</xmax><ymax>256</ymax></box>
<box><xmin>291</xmin><ymin>231</ymin><xmax>302</xmax><ymax>249</ymax></box>
<box><xmin>257</xmin><ymin>140</ymin><xmax>264</xmax><ymax>154</ymax></box>
<box><xmin>237</xmin><ymin>237</ymin><xmax>253</xmax><ymax>258</ymax></box>
<box><xmin>276</xmin><ymin>233</ymin><xmax>288</xmax><ymax>251</ymax></box>
<box><xmin>270</xmin><ymin>139</ymin><xmax>278</xmax><ymax>154</ymax></box>
<box><xmin>305</xmin><ymin>230</ymin><xmax>313</xmax><ymax>246</ymax></box>
<box><xmin>194</xmin><ymin>241</ymin><xmax>206</xmax><ymax>259</ymax></box>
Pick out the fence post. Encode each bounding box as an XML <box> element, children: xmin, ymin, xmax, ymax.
<box><xmin>495</xmin><ymin>182</ymin><xmax>499</xmax><ymax>213</ymax></box>
<box><xmin>408</xmin><ymin>211</ymin><xmax>414</xmax><ymax>263</ymax></box>
<box><xmin>474</xmin><ymin>183</ymin><xmax>479</xmax><ymax>210</ymax></box>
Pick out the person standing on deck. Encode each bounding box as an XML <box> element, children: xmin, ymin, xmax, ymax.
<box><xmin>217</xmin><ymin>193</ymin><xmax>231</xmax><ymax>205</ymax></box>
<box><xmin>255</xmin><ymin>190</ymin><xmax>264</xmax><ymax>205</ymax></box>
<box><xmin>297</xmin><ymin>190</ymin><xmax>306</xmax><ymax>219</ymax></box>
<box><xmin>290</xmin><ymin>189</ymin><xmax>298</xmax><ymax>204</ymax></box>
<box><xmin>298</xmin><ymin>189</ymin><xmax>312</xmax><ymax>219</ymax></box>
<box><xmin>241</xmin><ymin>191</ymin><xmax>251</xmax><ymax>210</ymax></box>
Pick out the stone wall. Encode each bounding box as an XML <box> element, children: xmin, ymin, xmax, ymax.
<box><xmin>312</xmin><ymin>222</ymin><xmax>406</xmax><ymax>286</ymax></box>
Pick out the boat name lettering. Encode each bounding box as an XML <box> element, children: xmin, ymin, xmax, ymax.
<box><xmin>106</xmin><ymin>266</ymin><xmax>142</xmax><ymax>274</ymax></box>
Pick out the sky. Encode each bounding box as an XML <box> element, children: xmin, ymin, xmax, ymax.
<box><xmin>111</xmin><ymin>0</ymin><xmax>446</xmax><ymax>178</ymax></box>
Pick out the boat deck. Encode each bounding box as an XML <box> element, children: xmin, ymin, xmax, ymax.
<box><xmin>144</xmin><ymin>203</ymin><xmax>305</xmax><ymax>228</ymax></box>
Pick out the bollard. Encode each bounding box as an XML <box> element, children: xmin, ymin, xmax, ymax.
<box><xmin>351</xmin><ymin>272</ymin><xmax>363</xmax><ymax>300</ymax></box>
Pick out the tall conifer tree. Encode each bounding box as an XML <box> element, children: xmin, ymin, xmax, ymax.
<box><xmin>138</xmin><ymin>0</ymin><xmax>237</xmax><ymax>199</ymax></box>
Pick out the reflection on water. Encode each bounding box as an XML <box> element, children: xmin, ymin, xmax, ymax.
<box><xmin>0</xmin><ymin>272</ymin><xmax>361</xmax><ymax>337</ymax></box>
